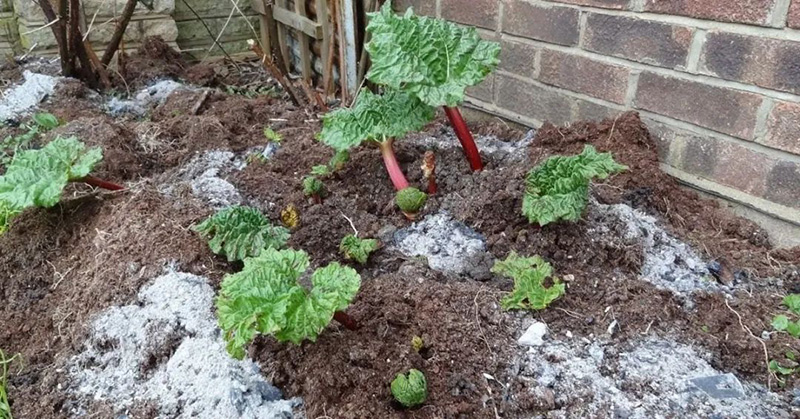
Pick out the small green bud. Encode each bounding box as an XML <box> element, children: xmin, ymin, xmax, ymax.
<box><xmin>391</xmin><ymin>369</ymin><xmax>427</xmax><ymax>408</ymax></box>
<box><xmin>395</xmin><ymin>187</ymin><xmax>427</xmax><ymax>217</ymax></box>
<box><xmin>303</xmin><ymin>176</ymin><xmax>325</xmax><ymax>197</ymax></box>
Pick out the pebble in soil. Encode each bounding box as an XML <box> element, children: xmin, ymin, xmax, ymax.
<box><xmin>67</xmin><ymin>270</ymin><xmax>299</xmax><ymax>418</ymax></box>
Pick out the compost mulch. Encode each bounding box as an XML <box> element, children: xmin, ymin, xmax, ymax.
<box><xmin>1</xmin><ymin>43</ymin><xmax>799</xmax><ymax>418</ymax></box>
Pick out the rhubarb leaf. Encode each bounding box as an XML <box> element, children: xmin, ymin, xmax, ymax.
<box><xmin>319</xmin><ymin>88</ymin><xmax>435</xmax><ymax>152</ymax></box>
<box><xmin>774</xmin><ymin>315</ymin><xmax>790</xmax><ymax>331</ymax></box>
<box><xmin>340</xmin><ymin>234</ymin><xmax>379</xmax><ymax>264</ymax></box>
<box><xmin>0</xmin><ymin>137</ymin><xmax>102</xmax><ymax>233</ymax></box>
<box><xmin>395</xmin><ymin>187</ymin><xmax>427</xmax><ymax>214</ymax></box>
<box><xmin>216</xmin><ymin>248</ymin><xmax>361</xmax><ymax>358</ymax></box>
<box><xmin>391</xmin><ymin>369</ymin><xmax>428</xmax><ymax>408</ymax></box>
<box><xmin>194</xmin><ymin>206</ymin><xmax>289</xmax><ymax>262</ymax></box>
<box><xmin>366</xmin><ymin>2</ymin><xmax>500</xmax><ymax>107</ymax></box>
<box><xmin>523</xmin><ymin>145</ymin><xmax>627</xmax><ymax>226</ymax></box>
<box><xmin>784</xmin><ymin>294</ymin><xmax>800</xmax><ymax>315</ymax></box>
<box><xmin>492</xmin><ymin>252</ymin><xmax>565</xmax><ymax>311</ymax></box>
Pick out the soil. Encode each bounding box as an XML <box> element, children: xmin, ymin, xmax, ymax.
<box><xmin>1</xmin><ymin>40</ymin><xmax>799</xmax><ymax>418</ymax></box>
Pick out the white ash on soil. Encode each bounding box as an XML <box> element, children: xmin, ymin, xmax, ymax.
<box><xmin>589</xmin><ymin>201</ymin><xmax>717</xmax><ymax>300</ymax></box>
<box><xmin>391</xmin><ymin>211</ymin><xmax>493</xmax><ymax>280</ymax></box>
<box><xmin>0</xmin><ymin>71</ymin><xmax>60</xmax><ymax>121</ymax></box>
<box><xmin>106</xmin><ymin>80</ymin><xmax>199</xmax><ymax>117</ymax></box>
<box><xmin>67</xmin><ymin>270</ymin><xmax>299</xmax><ymax>418</ymax></box>
<box><xmin>160</xmin><ymin>150</ymin><xmax>243</xmax><ymax>209</ymax></box>
<box><xmin>512</xmin><ymin>335</ymin><xmax>792</xmax><ymax>418</ymax></box>
<box><xmin>408</xmin><ymin>128</ymin><xmax>535</xmax><ymax>164</ymax></box>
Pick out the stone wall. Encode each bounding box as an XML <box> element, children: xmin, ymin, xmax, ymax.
<box><xmin>397</xmin><ymin>0</ymin><xmax>800</xmax><ymax>242</ymax></box>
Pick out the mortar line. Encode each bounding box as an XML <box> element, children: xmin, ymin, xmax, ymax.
<box><xmin>435</xmin><ymin>0</ymin><xmax>441</xmax><ymax>18</ymax></box>
<box><xmin>624</xmin><ymin>70</ymin><xmax>641</xmax><ymax>107</ymax></box>
<box><xmin>753</xmin><ymin>98</ymin><xmax>776</xmax><ymax>143</ymax></box>
<box><xmin>500</xmin><ymin>32</ymin><xmax>800</xmax><ymax>104</ymax></box>
<box><xmin>532</xmin><ymin>49</ymin><xmax>542</xmax><ymax>79</ymax></box>
<box><xmin>685</xmin><ymin>30</ymin><xmax>706</xmax><ymax>74</ymax></box>
<box><xmin>770</xmin><ymin>0</ymin><xmax>792</xmax><ymax>28</ymax></box>
<box><xmin>578</xmin><ymin>11</ymin><xmax>588</xmax><ymax>48</ymax></box>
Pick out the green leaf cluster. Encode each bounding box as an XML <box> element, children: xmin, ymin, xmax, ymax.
<box><xmin>216</xmin><ymin>248</ymin><xmax>361</xmax><ymax>358</ymax></box>
<box><xmin>194</xmin><ymin>206</ymin><xmax>290</xmax><ymax>262</ymax></box>
<box><xmin>303</xmin><ymin>176</ymin><xmax>325</xmax><ymax>198</ymax></box>
<box><xmin>391</xmin><ymin>369</ymin><xmax>427</xmax><ymax>408</ymax></box>
<box><xmin>366</xmin><ymin>2</ymin><xmax>500</xmax><ymax>107</ymax></box>
<box><xmin>263</xmin><ymin>127</ymin><xmax>282</xmax><ymax>143</ymax></box>
<box><xmin>395</xmin><ymin>187</ymin><xmax>427</xmax><ymax>214</ymax></box>
<box><xmin>772</xmin><ymin>294</ymin><xmax>800</xmax><ymax>337</ymax></box>
<box><xmin>492</xmin><ymin>252</ymin><xmax>565</xmax><ymax>311</ymax></box>
<box><xmin>1</xmin><ymin>112</ymin><xmax>61</xmax><ymax>166</ymax></box>
<box><xmin>319</xmin><ymin>88</ymin><xmax>435</xmax><ymax>152</ymax></box>
<box><xmin>340</xmin><ymin>234</ymin><xmax>379</xmax><ymax>264</ymax></box>
<box><xmin>770</xmin><ymin>351</ymin><xmax>799</xmax><ymax>384</ymax></box>
<box><xmin>0</xmin><ymin>137</ymin><xmax>102</xmax><ymax>234</ymax></box>
<box><xmin>523</xmin><ymin>145</ymin><xmax>627</xmax><ymax>226</ymax></box>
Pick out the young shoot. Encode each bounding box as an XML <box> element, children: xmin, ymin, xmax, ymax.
<box><xmin>492</xmin><ymin>252</ymin><xmax>565</xmax><ymax>311</ymax></box>
<box><xmin>194</xmin><ymin>206</ymin><xmax>289</xmax><ymax>262</ymax></box>
<box><xmin>216</xmin><ymin>248</ymin><xmax>361</xmax><ymax>359</ymax></box>
<box><xmin>366</xmin><ymin>2</ymin><xmax>500</xmax><ymax>171</ymax></box>
<box><xmin>523</xmin><ymin>145</ymin><xmax>627</xmax><ymax>226</ymax></box>
<box><xmin>772</xmin><ymin>294</ymin><xmax>800</xmax><ymax>337</ymax></box>
<box><xmin>395</xmin><ymin>187</ymin><xmax>428</xmax><ymax>220</ymax></box>
<box><xmin>340</xmin><ymin>234</ymin><xmax>379</xmax><ymax>264</ymax></box>
<box><xmin>0</xmin><ymin>137</ymin><xmax>123</xmax><ymax>235</ymax></box>
<box><xmin>391</xmin><ymin>369</ymin><xmax>428</xmax><ymax>408</ymax></box>
<box><xmin>303</xmin><ymin>175</ymin><xmax>326</xmax><ymax>203</ymax></box>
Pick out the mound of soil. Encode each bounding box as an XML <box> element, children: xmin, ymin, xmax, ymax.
<box><xmin>1</xmin><ymin>46</ymin><xmax>799</xmax><ymax>417</ymax></box>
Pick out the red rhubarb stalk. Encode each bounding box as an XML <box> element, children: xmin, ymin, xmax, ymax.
<box><xmin>378</xmin><ymin>138</ymin><xmax>409</xmax><ymax>191</ymax></box>
<box><xmin>444</xmin><ymin>106</ymin><xmax>483</xmax><ymax>172</ymax></box>
<box><xmin>333</xmin><ymin>311</ymin><xmax>358</xmax><ymax>330</ymax></box>
<box><xmin>79</xmin><ymin>175</ymin><xmax>125</xmax><ymax>191</ymax></box>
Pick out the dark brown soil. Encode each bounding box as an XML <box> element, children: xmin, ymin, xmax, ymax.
<box><xmin>1</xmin><ymin>43</ymin><xmax>799</xmax><ymax>417</ymax></box>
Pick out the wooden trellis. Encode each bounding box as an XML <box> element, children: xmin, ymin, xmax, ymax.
<box><xmin>251</xmin><ymin>0</ymin><xmax>361</xmax><ymax>101</ymax></box>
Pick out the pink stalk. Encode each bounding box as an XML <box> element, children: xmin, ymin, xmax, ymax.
<box><xmin>333</xmin><ymin>311</ymin><xmax>358</xmax><ymax>330</ymax></box>
<box><xmin>78</xmin><ymin>175</ymin><xmax>125</xmax><ymax>191</ymax></box>
<box><xmin>378</xmin><ymin>139</ymin><xmax>409</xmax><ymax>191</ymax></box>
<box><xmin>443</xmin><ymin>106</ymin><xmax>483</xmax><ymax>172</ymax></box>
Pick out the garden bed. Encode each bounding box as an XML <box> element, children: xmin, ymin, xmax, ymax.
<box><xmin>1</xmin><ymin>41</ymin><xmax>799</xmax><ymax>418</ymax></box>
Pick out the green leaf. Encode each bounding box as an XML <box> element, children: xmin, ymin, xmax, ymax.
<box><xmin>340</xmin><ymin>235</ymin><xmax>379</xmax><ymax>264</ymax></box>
<box><xmin>787</xmin><ymin>321</ymin><xmax>800</xmax><ymax>338</ymax></box>
<box><xmin>303</xmin><ymin>176</ymin><xmax>325</xmax><ymax>197</ymax></box>
<box><xmin>319</xmin><ymin>88</ymin><xmax>435</xmax><ymax>152</ymax></box>
<box><xmin>216</xmin><ymin>249</ymin><xmax>361</xmax><ymax>357</ymax></box>
<box><xmin>395</xmin><ymin>187</ymin><xmax>428</xmax><ymax>214</ymax></box>
<box><xmin>32</xmin><ymin>112</ymin><xmax>60</xmax><ymax>130</ymax></box>
<box><xmin>784</xmin><ymin>294</ymin><xmax>800</xmax><ymax>315</ymax></box>
<box><xmin>492</xmin><ymin>252</ymin><xmax>565</xmax><ymax>311</ymax></box>
<box><xmin>773</xmin><ymin>315</ymin><xmax>790</xmax><ymax>331</ymax></box>
<box><xmin>391</xmin><ymin>369</ymin><xmax>428</xmax><ymax>408</ymax></box>
<box><xmin>329</xmin><ymin>150</ymin><xmax>350</xmax><ymax>171</ymax></box>
<box><xmin>770</xmin><ymin>360</ymin><xmax>796</xmax><ymax>376</ymax></box>
<box><xmin>523</xmin><ymin>145</ymin><xmax>627</xmax><ymax>226</ymax></box>
<box><xmin>787</xmin><ymin>351</ymin><xmax>797</xmax><ymax>361</ymax></box>
<box><xmin>366</xmin><ymin>2</ymin><xmax>500</xmax><ymax>107</ymax></box>
<box><xmin>0</xmin><ymin>137</ymin><xmax>103</xmax><ymax>233</ymax></box>
<box><xmin>311</xmin><ymin>165</ymin><xmax>331</xmax><ymax>176</ymax></box>
<box><xmin>193</xmin><ymin>206</ymin><xmax>289</xmax><ymax>262</ymax></box>
<box><xmin>263</xmin><ymin>127</ymin><xmax>282</xmax><ymax>143</ymax></box>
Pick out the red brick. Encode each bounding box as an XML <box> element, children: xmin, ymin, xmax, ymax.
<box><xmin>643</xmin><ymin>0</ymin><xmax>775</xmax><ymax>26</ymax></box>
<box><xmin>503</xmin><ymin>2</ymin><xmax>580</xmax><ymax>46</ymax></box>
<box><xmin>537</xmin><ymin>49</ymin><xmax>630</xmax><ymax>104</ymax></box>
<box><xmin>498</xmin><ymin>39</ymin><xmax>537</xmax><ymax>77</ymax></box>
<box><xmin>583</xmin><ymin>14</ymin><xmax>694</xmax><ymax>69</ymax></box>
<box><xmin>763</xmin><ymin>101</ymin><xmax>800</xmax><ymax>155</ymax></box>
<box><xmin>712</xmin><ymin>141</ymin><xmax>773</xmax><ymax>197</ymax></box>
<box><xmin>789</xmin><ymin>0</ymin><xmax>800</xmax><ymax>28</ymax></box>
<box><xmin>394</xmin><ymin>0</ymin><xmax>435</xmax><ymax>16</ymax></box>
<box><xmin>441</xmin><ymin>0</ymin><xmax>499</xmax><ymax>30</ymax></box>
<box><xmin>574</xmin><ymin>99</ymin><xmax>622</xmax><ymax>122</ymax></box>
<box><xmin>765</xmin><ymin>162</ymin><xmax>800</xmax><ymax>208</ymax></box>
<box><xmin>495</xmin><ymin>74</ymin><xmax>573</xmax><ymax>125</ymax></box>
<box><xmin>466</xmin><ymin>73</ymin><xmax>495</xmax><ymax>103</ymax></box>
<box><xmin>643</xmin><ymin>118</ymin><xmax>682</xmax><ymax>162</ymax></box>
<box><xmin>700</xmin><ymin>32</ymin><xmax>800</xmax><ymax>96</ymax></box>
<box><xmin>550</xmin><ymin>0</ymin><xmax>628</xmax><ymax>9</ymax></box>
<box><xmin>634</xmin><ymin>72</ymin><xmax>763</xmax><ymax>139</ymax></box>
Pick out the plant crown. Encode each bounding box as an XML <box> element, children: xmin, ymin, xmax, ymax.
<box><xmin>395</xmin><ymin>187</ymin><xmax>428</xmax><ymax>214</ymax></box>
<box><xmin>391</xmin><ymin>368</ymin><xmax>428</xmax><ymax>408</ymax></box>
<box><xmin>303</xmin><ymin>176</ymin><xmax>325</xmax><ymax>197</ymax></box>
<box><xmin>340</xmin><ymin>234</ymin><xmax>379</xmax><ymax>264</ymax></box>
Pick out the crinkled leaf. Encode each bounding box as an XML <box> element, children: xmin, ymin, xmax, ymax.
<box><xmin>340</xmin><ymin>235</ymin><xmax>379</xmax><ymax>265</ymax></box>
<box><xmin>770</xmin><ymin>360</ymin><xmax>796</xmax><ymax>376</ymax></box>
<box><xmin>32</xmin><ymin>112</ymin><xmax>60</xmax><ymax>130</ymax></box>
<box><xmin>391</xmin><ymin>369</ymin><xmax>428</xmax><ymax>408</ymax></box>
<box><xmin>0</xmin><ymin>137</ymin><xmax>102</xmax><ymax>233</ymax></box>
<box><xmin>366</xmin><ymin>2</ymin><xmax>500</xmax><ymax>107</ymax></box>
<box><xmin>303</xmin><ymin>176</ymin><xmax>325</xmax><ymax>197</ymax></box>
<box><xmin>773</xmin><ymin>315</ymin><xmax>790</xmax><ymax>331</ymax></box>
<box><xmin>784</xmin><ymin>294</ymin><xmax>800</xmax><ymax>315</ymax></box>
<box><xmin>319</xmin><ymin>88</ymin><xmax>435</xmax><ymax>152</ymax></box>
<box><xmin>523</xmin><ymin>145</ymin><xmax>626</xmax><ymax>226</ymax></box>
<box><xmin>194</xmin><ymin>206</ymin><xmax>289</xmax><ymax>262</ymax></box>
<box><xmin>396</xmin><ymin>187</ymin><xmax>428</xmax><ymax>214</ymax></box>
<box><xmin>492</xmin><ymin>252</ymin><xmax>565</xmax><ymax>311</ymax></box>
<box><xmin>311</xmin><ymin>165</ymin><xmax>331</xmax><ymax>176</ymax></box>
<box><xmin>216</xmin><ymin>248</ymin><xmax>361</xmax><ymax>357</ymax></box>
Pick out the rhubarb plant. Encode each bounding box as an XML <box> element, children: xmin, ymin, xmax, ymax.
<box><xmin>216</xmin><ymin>248</ymin><xmax>361</xmax><ymax>359</ymax></box>
<box><xmin>492</xmin><ymin>252</ymin><xmax>565</xmax><ymax>311</ymax></box>
<box><xmin>523</xmin><ymin>145</ymin><xmax>627</xmax><ymax>226</ymax></box>
<box><xmin>772</xmin><ymin>294</ymin><xmax>800</xmax><ymax>337</ymax></box>
<box><xmin>340</xmin><ymin>234</ymin><xmax>379</xmax><ymax>264</ymax></box>
<box><xmin>366</xmin><ymin>2</ymin><xmax>500</xmax><ymax>171</ymax></box>
<box><xmin>194</xmin><ymin>206</ymin><xmax>289</xmax><ymax>262</ymax></box>
<box><xmin>395</xmin><ymin>187</ymin><xmax>427</xmax><ymax>219</ymax></box>
<box><xmin>391</xmin><ymin>369</ymin><xmax>428</xmax><ymax>408</ymax></box>
<box><xmin>303</xmin><ymin>175</ymin><xmax>326</xmax><ymax>203</ymax></box>
<box><xmin>1</xmin><ymin>112</ymin><xmax>61</xmax><ymax>166</ymax></box>
<box><xmin>319</xmin><ymin>88</ymin><xmax>434</xmax><ymax>217</ymax></box>
<box><xmin>0</xmin><ymin>136</ymin><xmax>122</xmax><ymax>234</ymax></box>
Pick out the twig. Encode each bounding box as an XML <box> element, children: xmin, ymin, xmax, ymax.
<box><xmin>179</xmin><ymin>0</ymin><xmax>237</xmax><ymax>64</ymax></box>
<box><xmin>340</xmin><ymin>212</ymin><xmax>358</xmax><ymax>237</ymax></box>
<box><xmin>299</xmin><ymin>78</ymin><xmax>327</xmax><ymax>111</ymax></box>
<box><xmin>203</xmin><ymin>0</ymin><xmax>237</xmax><ymax>60</ymax></box>
<box><xmin>190</xmin><ymin>90</ymin><xmax>210</xmax><ymax>115</ymax></box>
<box><xmin>101</xmin><ymin>0</ymin><xmax>136</xmax><ymax>65</ymax></box>
<box><xmin>248</xmin><ymin>39</ymin><xmax>301</xmax><ymax>106</ymax></box>
<box><xmin>20</xmin><ymin>17</ymin><xmax>60</xmax><ymax>35</ymax></box>
<box><xmin>37</xmin><ymin>0</ymin><xmax>71</xmax><ymax>75</ymax></box>
<box><xmin>724</xmin><ymin>297</ymin><xmax>774</xmax><ymax>389</ymax></box>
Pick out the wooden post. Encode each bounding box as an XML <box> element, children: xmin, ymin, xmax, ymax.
<box><xmin>294</xmin><ymin>0</ymin><xmax>313</xmax><ymax>84</ymax></box>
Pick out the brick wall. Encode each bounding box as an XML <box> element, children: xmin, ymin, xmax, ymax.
<box><xmin>397</xmin><ymin>0</ymin><xmax>800</xmax><ymax>237</ymax></box>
